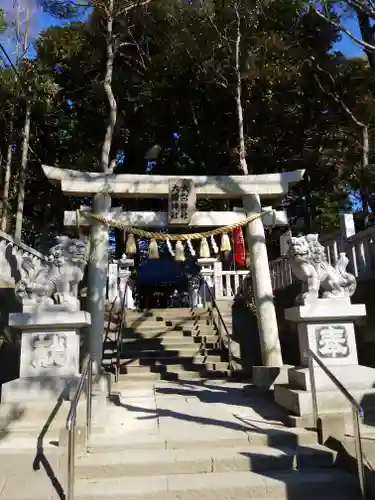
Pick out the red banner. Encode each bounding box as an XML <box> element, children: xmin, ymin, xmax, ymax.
<box><xmin>233</xmin><ymin>227</ymin><xmax>246</xmax><ymax>267</ymax></box>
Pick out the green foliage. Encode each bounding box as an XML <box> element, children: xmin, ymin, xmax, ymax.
<box><xmin>0</xmin><ymin>9</ymin><xmax>5</xmax><ymax>33</ymax></box>
<box><xmin>2</xmin><ymin>0</ymin><xmax>375</xmax><ymax>245</ymax></box>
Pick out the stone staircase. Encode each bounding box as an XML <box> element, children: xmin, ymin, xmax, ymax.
<box><xmin>102</xmin><ymin>307</ymin><xmax>231</xmax><ymax>382</ymax></box>
<box><xmin>70</xmin><ymin>382</ymin><xmax>361</xmax><ymax>500</ymax></box>
<box><xmin>0</xmin><ymin>381</ymin><xmax>365</xmax><ymax>500</ymax></box>
<box><xmin>0</xmin><ymin>304</ymin><xmax>365</xmax><ymax>500</ymax></box>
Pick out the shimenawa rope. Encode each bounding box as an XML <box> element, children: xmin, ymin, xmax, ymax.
<box><xmin>76</xmin><ymin>209</ymin><xmax>276</xmax><ymax>241</ymax></box>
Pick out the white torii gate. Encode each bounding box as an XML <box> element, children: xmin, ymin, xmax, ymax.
<box><xmin>42</xmin><ymin>165</ymin><xmax>304</xmax><ymax>376</ymax></box>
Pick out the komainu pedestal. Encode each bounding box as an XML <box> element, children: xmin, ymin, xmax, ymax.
<box><xmin>1</xmin><ymin>310</ymin><xmax>91</xmax><ymax>402</ymax></box>
<box><xmin>274</xmin><ymin>233</ymin><xmax>375</xmax><ymax>419</ymax></box>
<box><xmin>1</xmin><ymin>235</ymin><xmax>91</xmax><ymax>403</ymax></box>
<box><xmin>274</xmin><ymin>298</ymin><xmax>375</xmax><ymax>418</ymax></box>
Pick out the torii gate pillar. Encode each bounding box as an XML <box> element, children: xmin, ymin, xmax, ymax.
<box><xmin>244</xmin><ymin>194</ymin><xmax>282</xmax><ymax>368</ymax></box>
<box><xmin>87</xmin><ymin>193</ymin><xmax>111</xmax><ymax>378</ymax></box>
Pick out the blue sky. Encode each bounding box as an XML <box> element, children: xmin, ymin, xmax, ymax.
<box><xmin>38</xmin><ymin>10</ymin><xmax>363</xmax><ymax>57</ymax></box>
<box><xmin>334</xmin><ymin>17</ymin><xmax>363</xmax><ymax>57</ymax></box>
<box><xmin>0</xmin><ymin>6</ymin><xmax>365</xmax><ymax>60</ymax></box>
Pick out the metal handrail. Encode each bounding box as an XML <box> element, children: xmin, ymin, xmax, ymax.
<box><xmin>66</xmin><ymin>353</ymin><xmax>93</xmax><ymax>500</ymax></box>
<box><xmin>306</xmin><ymin>349</ymin><xmax>366</xmax><ymax>500</ymax></box>
<box><xmin>102</xmin><ymin>298</ymin><xmax>117</xmax><ymax>361</ymax></box>
<box><xmin>115</xmin><ymin>280</ymin><xmax>130</xmax><ymax>382</ymax></box>
<box><xmin>200</xmin><ymin>278</ymin><xmax>233</xmax><ymax>371</ymax></box>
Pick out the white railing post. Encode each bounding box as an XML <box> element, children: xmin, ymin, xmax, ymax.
<box><xmin>340</xmin><ymin>213</ymin><xmax>356</xmax><ymax>241</ymax></box>
<box><xmin>213</xmin><ymin>260</ymin><xmax>223</xmax><ymax>299</ymax></box>
<box><xmin>197</xmin><ymin>258</ymin><xmax>216</xmax><ymax>307</ymax></box>
<box><xmin>118</xmin><ymin>255</ymin><xmax>135</xmax><ymax>309</ymax></box>
<box><xmin>107</xmin><ymin>262</ymin><xmax>118</xmax><ymax>301</ymax></box>
<box><xmin>340</xmin><ymin>213</ymin><xmax>357</xmax><ymax>275</ymax></box>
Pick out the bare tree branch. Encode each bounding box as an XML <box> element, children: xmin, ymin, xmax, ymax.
<box><xmin>311</xmin><ymin>58</ymin><xmax>366</xmax><ymax>129</ymax></box>
<box><xmin>101</xmin><ymin>0</ymin><xmax>117</xmax><ymax>172</ymax></box>
<box><xmin>311</xmin><ymin>57</ymin><xmax>370</xmax><ymax>218</ymax></box>
<box><xmin>312</xmin><ymin>4</ymin><xmax>375</xmax><ymax>52</ymax></box>
<box><xmin>346</xmin><ymin>0</ymin><xmax>375</xmax><ymax>17</ymax></box>
<box><xmin>123</xmin><ymin>0</ymin><xmax>154</xmax><ymax>14</ymax></box>
<box><xmin>234</xmin><ymin>3</ymin><xmax>248</xmax><ymax>174</ymax></box>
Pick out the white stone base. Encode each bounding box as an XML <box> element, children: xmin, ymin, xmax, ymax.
<box><xmin>1</xmin><ymin>308</ymin><xmax>91</xmax><ymax>404</ymax></box>
<box><xmin>285</xmin><ymin>300</ymin><xmax>366</xmax><ymax>368</ymax></box>
<box><xmin>274</xmin><ymin>364</ymin><xmax>375</xmax><ymax>417</ymax></box>
<box><xmin>274</xmin><ymin>383</ymin><xmax>375</xmax><ymax>417</ymax></box>
<box><xmin>93</xmin><ymin>371</ymin><xmax>112</xmax><ymax>402</ymax></box>
<box><xmin>1</xmin><ymin>375</ymin><xmax>81</xmax><ymax>403</ymax></box>
<box><xmin>252</xmin><ymin>365</ymin><xmax>292</xmax><ymax>389</ymax></box>
<box><xmin>288</xmin><ymin>364</ymin><xmax>375</xmax><ymax>391</ymax></box>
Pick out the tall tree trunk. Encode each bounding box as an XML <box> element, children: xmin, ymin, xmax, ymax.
<box><xmin>360</xmin><ymin>125</ymin><xmax>370</xmax><ymax>225</ymax></box>
<box><xmin>1</xmin><ymin>116</ymin><xmax>14</xmax><ymax>232</ymax></box>
<box><xmin>2</xmin><ymin>0</ymin><xmax>22</xmax><ymax>233</ymax></box>
<box><xmin>14</xmin><ymin>6</ymin><xmax>30</xmax><ymax>240</ymax></box>
<box><xmin>234</xmin><ymin>4</ymin><xmax>248</xmax><ymax>175</ymax></box>
<box><xmin>14</xmin><ymin>102</ymin><xmax>31</xmax><ymax>240</ymax></box>
<box><xmin>101</xmin><ymin>0</ymin><xmax>117</xmax><ymax>172</ymax></box>
<box><xmin>355</xmin><ymin>8</ymin><xmax>375</xmax><ymax>71</ymax></box>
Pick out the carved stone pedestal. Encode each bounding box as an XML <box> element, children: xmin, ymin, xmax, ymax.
<box><xmin>274</xmin><ymin>299</ymin><xmax>375</xmax><ymax>418</ymax></box>
<box><xmin>1</xmin><ymin>309</ymin><xmax>91</xmax><ymax>403</ymax></box>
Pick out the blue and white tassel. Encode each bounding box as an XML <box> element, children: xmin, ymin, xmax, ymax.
<box><xmin>210</xmin><ymin>235</ymin><xmax>219</xmax><ymax>255</ymax></box>
<box><xmin>187</xmin><ymin>239</ymin><xmax>195</xmax><ymax>257</ymax></box>
<box><xmin>166</xmin><ymin>239</ymin><xmax>175</xmax><ymax>257</ymax></box>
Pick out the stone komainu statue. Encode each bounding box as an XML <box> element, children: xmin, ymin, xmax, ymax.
<box><xmin>15</xmin><ymin>236</ymin><xmax>87</xmax><ymax>310</ymax></box>
<box><xmin>287</xmin><ymin>233</ymin><xmax>356</xmax><ymax>305</ymax></box>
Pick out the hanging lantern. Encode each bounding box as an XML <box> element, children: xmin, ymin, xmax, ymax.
<box><xmin>175</xmin><ymin>241</ymin><xmax>186</xmax><ymax>262</ymax></box>
<box><xmin>125</xmin><ymin>233</ymin><xmax>137</xmax><ymax>255</ymax></box>
<box><xmin>148</xmin><ymin>239</ymin><xmax>159</xmax><ymax>259</ymax></box>
<box><xmin>220</xmin><ymin>233</ymin><xmax>231</xmax><ymax>252</ymax></box>
<box><xmin>199</xmin><ymin>238</ymin><xmax>211</xmax><ymax>259</ymax></box>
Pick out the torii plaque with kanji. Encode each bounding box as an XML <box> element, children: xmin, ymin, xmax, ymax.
<box><xmin>168</xmin><ymin>179</ymin><xmax>196</xmax><ymax>225</ymax></box>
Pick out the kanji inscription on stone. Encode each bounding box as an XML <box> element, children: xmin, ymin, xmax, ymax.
<box><xmin>315</xmin><ymin>325</ymin><xmax>350</xmax><ymax>359</ymax></box>
<box><xmin>30</xmin><ymin>333</ymin><xmax>68</xmax><ymax>369</ymax></box>
<box><xmin>168</xmin><ymin>179</ymin><xmax>196</xmax><ymax>225</ymax></box>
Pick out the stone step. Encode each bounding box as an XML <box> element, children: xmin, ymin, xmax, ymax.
<box><xmin>124</xmin><ymin>322</ymin><xmax>214</xmax><ymax>332</ymax></box>
<box><xmin>104</xmin><ymin>322</ymin><xmax>122</xmax><ymax>333</ymax></box>
<box><xmin>106</xmin><ymin>370</ymin><xmax>231</xmax><ymax>382</ymax></box>
<box><xmin>119</xmin><ymin>335</ymin><xmax>220</xmax><ymax>345</ymax></box>
<box><xmin>115</xmin><ymin>361</ymin><xmax>230</xmax><ymax>374</ymax></box>
<box><xmin>104</xmin><ymin>305</ymin><xmax>123</xmax><ymax>315</ymax></box>
<box><xmin>126</xmin><ymin>308</ymin><xmax>207</xmax><ymax>316</ymax></box>
<box><xmin>128</xmin><ymin>314</ymin><xmax>211</xmax><ymax>322</ymax></box>
<box><xmin>104</xmin><ymin>355</ymin><xmax>225</xmax><ymax>367</ymax></box>
<box><xmin>72</xmin><ymin>469</ymin><xmax>359</xmax><ymax>500</ymax></box>
<box><xmin>103</xmin><ymin>344</ymin><xmax>221</xmax><ymax>356</ymax></box>
<box><xmin>115</xmin><ymin>347</ymin><xmax>221</xmax><ymax>358</ymax></box>
<box><xmin>111</xmin><ymin>334</ymin><xmax>219</xmax><ymax>344</ymax></box>
<box><xmin>0</xmin><ymin>400</ymin><xmax>88</xmax><ymax>430</ymax></box>
<box><xmin>76</xmin><ymin>444</ymin><xmax>336</xmax><ymax>479</ymax></box>
<box><xmin>116</xmin><ymin>341</ymin><xmax>220</xmax><ymax>352</ymax></box>
<box><xmin>119</xmin><ymin>328</ymin><xmax>217</xmax><ymax>338</ymax></box>
<box><xmin>124</xmin><ymin>318</ymin><xmax>207</xmax><ymax>326</ymax></box>
<box><xmin>88</xmin><ymin>426</ymin><xmax>320</xmax><ymax>451</ymax></box>
<box><xmin>125</xmin><ymin>315</ymin><xmax>202</xmax><ymax>323</ymax></box>
<box><xmin>274</xmin><ymin>384</ymin><xmax>375</xmax><ymax>417</ymax></box>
